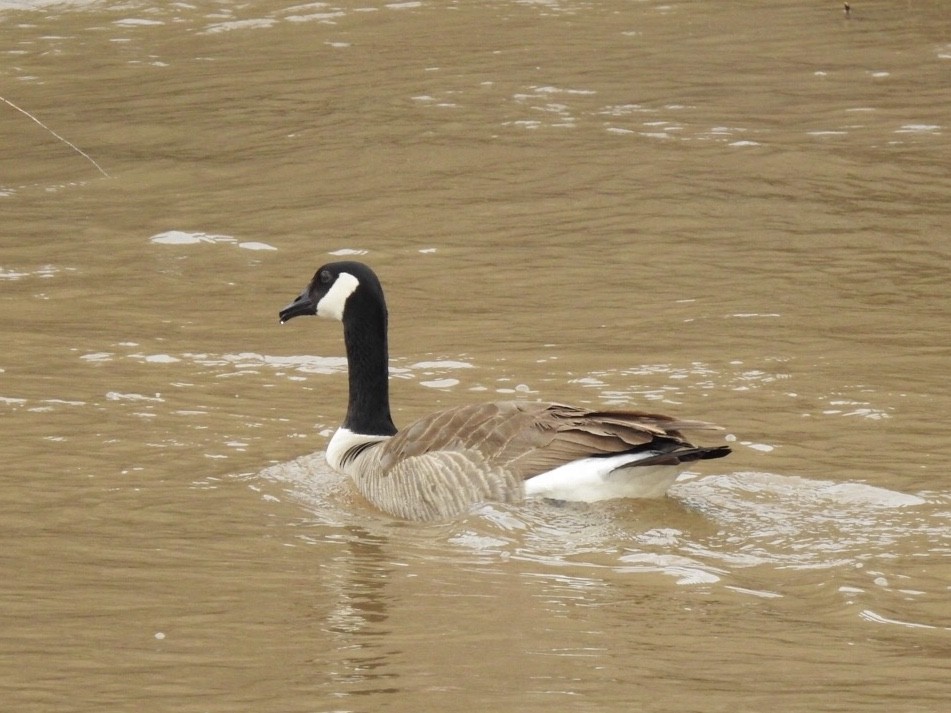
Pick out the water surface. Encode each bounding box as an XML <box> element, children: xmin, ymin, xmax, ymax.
<box><xmin>2</xmin><ymin>1</ymin><xmax>950</xmax><ymax>711</ymax></box>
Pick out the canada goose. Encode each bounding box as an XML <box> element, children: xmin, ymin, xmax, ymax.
<box><xmin>279</xmin><ymin>261</ymin><xmax>731</xmax><ymax>521</ymax></box>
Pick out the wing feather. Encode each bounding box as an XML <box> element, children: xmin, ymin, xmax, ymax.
<box><xmin>379</xmin><ymin>401</ymin><xmax>722</xmax><ymax>481</ymax></box>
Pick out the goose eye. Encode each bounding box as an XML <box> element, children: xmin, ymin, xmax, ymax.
<box><xmin>319</xmin><ymin>269</ymin><xmax>333</xmax><ymax>284</ymax></box>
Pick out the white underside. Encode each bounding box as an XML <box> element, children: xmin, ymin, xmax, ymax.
<box><xmin>523</xmin><ymin>452</ymin><xmax>683</xmax><ymax>501</ymax></box>
<box><xmin>326</xmin><ymin>427</ymin><xmax>387</xmax><ymax>474</ymax></box>
<box><xmin>327</xmin><ymin>427</ymin><xmax>681</xmax><ymax>502</ymax></box>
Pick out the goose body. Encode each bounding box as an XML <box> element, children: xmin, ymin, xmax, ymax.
<box><xmin>279</xmin><ymin>261</ymin><xmax>731</xmax><ymax>521</ymax></box>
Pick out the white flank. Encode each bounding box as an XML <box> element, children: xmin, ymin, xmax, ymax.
<box><xmin>316</xmin><ymin>272</ymin><xmax>360</xmax><ymax>321</ymax></box>
<box><xmin>524</xmin><ymin>452</ymin><xmax>683</xmax><ymax>501</ymax></box>
<box><xmin>326</xmin><ymin>427</ymin><xmax>388</xmax><ymax>474</ymax></box>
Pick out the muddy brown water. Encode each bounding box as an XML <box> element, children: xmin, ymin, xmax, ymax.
<box><xmin>2</xmin><ymin>1</ymin><xmax>950</xmax><ymax>711</ymax></box>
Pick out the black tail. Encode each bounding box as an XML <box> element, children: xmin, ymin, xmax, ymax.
<box><xmin>690</xmin><ymin>444</ymin><xmax>732</xmax><ymax>461</ymax></box>
<box><xmin>630</xmin><ymin>444</ymin><xmax>732</xmax><ymax>467</ymax></box>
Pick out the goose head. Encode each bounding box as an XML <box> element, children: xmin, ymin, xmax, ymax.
<box><xmin>279</xmin><ymin>261</ymin><xmax>385</xmax><ymax>324</ymax></box>
<box><xmin>279</xmin><ymin>261</ymin><xmax>396</xmax><ymax>437</ymax></box>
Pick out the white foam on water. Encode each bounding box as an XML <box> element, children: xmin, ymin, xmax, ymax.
<box><xmin>114</xmin><ymin>18</ymin><xmax>165</xmax><ymax>27</ymax></box>
<box><xmin>106</xmin><ymin>391</ymin><xmax>164</xmax><ymax>402</ymax></box>
<box><xmin>420</xmin><ymin>378</ymin><xmax>460</xmax><ymax>389</ymax></box>
<box><xmin>150</xmin><ymin>231</ymin><xmax>276</xmax><ymax>251</ymax></box>
<box><xmin>201</xmin><ymin>19</ymin><xmax>278</xmax><ymax>34</ymax></box>
<box><xmin>150</xmin><ymin>230</ymin><xmax>235</xmax><ymax>245</ymax></box>
<box><xmin>895</xmin><ymin>123</ymin><xmax>940</xmax><ymax>134</ymax></box>
<box><xmin>409</xmin><ymin>360</ymin><xmax>473</xmax><ymax>370</ymax></box>
<box><xmin>142</xmin><ymin>354</ymin><xmax>181</xmax><ymax>364</ymax></box>
<box><xmin>617</xmin><ymin>552</ymin><xmax>725</xmax><ymax>585</ymax></box>
<box><xmin>859</xmin><ymin>610</ymin><xmax>948</xmax><ymax>631</ymax></box>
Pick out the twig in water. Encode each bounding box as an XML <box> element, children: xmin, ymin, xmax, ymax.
<box><xmin>1</xmin><ymin>94</ymin><xmax>110</xmax><ymax>178</ymax></box>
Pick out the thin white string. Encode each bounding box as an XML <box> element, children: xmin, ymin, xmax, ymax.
<box><xmin>2</xmin><ymin>94</ymin><xmax>110</xmax><ymax>178</ymax></box>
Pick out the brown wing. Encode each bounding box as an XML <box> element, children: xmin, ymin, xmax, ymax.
<box><xmin>378</xmin><ymin>401</ymin><xmax>722</xmax><ymax>481</ymax></box>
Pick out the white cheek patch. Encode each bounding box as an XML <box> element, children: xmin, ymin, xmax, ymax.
<box><xmin>316</xmin><ymin>271</ymin><xmax>359</xmax><ymax>321</ymax></box>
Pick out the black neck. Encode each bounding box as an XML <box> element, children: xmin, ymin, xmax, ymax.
<box><xmin>341</xmin><ymin>291</ymin><xmax>397</xmax><ymax>437</ymax></box>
